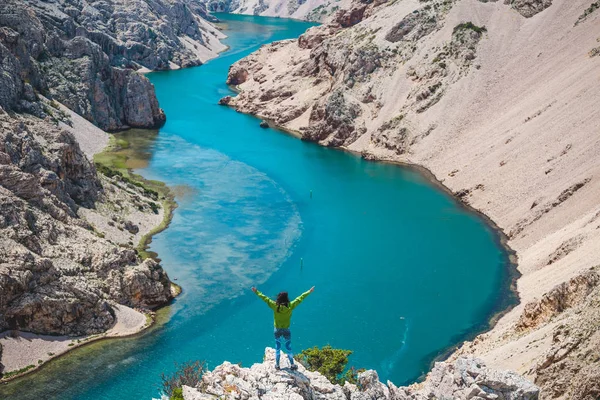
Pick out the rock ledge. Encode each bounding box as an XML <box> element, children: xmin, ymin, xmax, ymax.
<box><xmin>183</xmin><ymin>348</ymin><xmax>539</xmax><ymax>400</ymax></box>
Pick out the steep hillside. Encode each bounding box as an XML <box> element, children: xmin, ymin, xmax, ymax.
<box><xmin>204</xmin><ymin>0</ymin><xmax>350</xmax><ymax>22</ymax></box>
<box><xmin>0</xmin><ymin>110</ymin><xmax>173</xmax><ymax>336</ymax></box>
<box><xmin>223</xmin><ymin>0</ymin><xmax>600</xmax><ymax>398</ymax></box>
<box><xmin>0</xmin><ymin>0</ymin><xmax>228</xmax><ymax>377</ymax></box>
<box><xmin>0</xmin><ymin>0</ymin><xmax>226</xmax><ymax>131</ymax></box>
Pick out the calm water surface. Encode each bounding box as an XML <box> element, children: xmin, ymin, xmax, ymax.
<box><xmin>1</xmin><ymin>14</ymin><xmax>514</xmax><ymax>400</ymax></box>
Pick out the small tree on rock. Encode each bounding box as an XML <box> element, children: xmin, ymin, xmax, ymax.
<box><xmin>295</xmin><ymin>345</ymin><xmax>364</xmax><ymax>384</ymax></box>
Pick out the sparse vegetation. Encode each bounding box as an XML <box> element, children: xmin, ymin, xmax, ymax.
<box><xmin>453</xmin><ymin>22</ymin><xmax>487</xmax><ymax>35</ymax></box>
<box><xmin>160</xmin><ymin>360</ymin><xmax>206</xmax><ymax>398</ymax></box>
<box><xmin>170</xmin><ymin>388</ymin><xmax>184</xmax><ymax>400</ymax></box>
<box><xmin>576</xmin><ymin>1</ymin><xmax>600</xmax><ymax>25</ymax></box>
<box><xmin>1</xmin><ymin>365</ymin><xmax>36</xmax><ymax>380</ymax></box>
<box><xmin>95</xmin><ymin>164</ymin><xmax>160</xmax><ymax>199</ymax></box>
<box><xmin>295</xmin><ymin>345</ymin><xmax>364</xmax><ymax>384</ymax></box>
<box><xmin>94</xmin><ymin>133</ymin><xmax>176</xmax><ymax>259</ymax></box>
<box><xmin>42</xmin><ymin>99</ymin><xmax>73</xmax><ymax>127</ymax></box>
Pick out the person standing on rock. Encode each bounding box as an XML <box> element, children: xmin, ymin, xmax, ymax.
<box><xmin>251</xmin><ymin>286</ymin><xmax>314</xmax><ymax>370</ymax></box>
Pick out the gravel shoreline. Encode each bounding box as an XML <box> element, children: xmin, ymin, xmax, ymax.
<box><xmin>0</xmin><ymin>304</ymin><xmax>150</xmax><ymax>381</ymax></box>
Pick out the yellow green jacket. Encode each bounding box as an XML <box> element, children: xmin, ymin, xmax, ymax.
<box><xmin>255</xmin><ymin>290</ymin><xmax>312</xmax><ymax>329</ymax></box>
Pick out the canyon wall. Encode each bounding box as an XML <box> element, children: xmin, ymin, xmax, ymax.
<box><xmin>0</xmin><ymin>0</ymin><xmax>227</xmax><ymax>341</ymax></box>
<box><xmin>0</xmin><ymin>0</ymin><xmax>226</xmax><ymax>131</ymax></box>
<box><xmin>224</xmin><ymin>0</ymin><xmax>600</xmax><ymax>398</ymax></box>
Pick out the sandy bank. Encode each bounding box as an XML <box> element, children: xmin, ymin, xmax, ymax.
<box><xmin>0</xmin><ymin>304</ymin><xmax>149</xmax><ymax>380</ymax></box>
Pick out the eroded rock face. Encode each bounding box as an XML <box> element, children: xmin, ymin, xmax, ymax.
<box><xmin>226</xmin><ymin>65</ymin><xmax>250</xmax><ymax>86</ymax></box>
<box><xmin>505</xmin><ymin>0</ymin><xmax>553</xmax><ymax>18</ymax></box>
<box><xmin>225</xmin><ymin>0</ymin><xmax>465</xmax><ymax>148</ymax></box>
<box><xmin>0</xmin><ymin>113</ymin><xmax>172</xmax><ymax>335</ymax></box>
<box><xmin>0</xmin><ymin>0</ymin><xmax>221</xmax><ymax>130</ymax></box>
<box><xmin>517</xmin><ymin>268</ymin><xmax>600</xmax><ymax>331</ymax></box>
<box><xmin>182</xmin><ymin>348</ymin><xmax>539</xmax><ymax>400</ymax></box>
<box><xmin>303</xmin><ymin>90</ymin><xmax>366</xmax><ymax>146</ymax></box>
<box><xmin>532</xmin><ymin>282</ymin><xmax>600</xmax><ymax>399</ymax></box>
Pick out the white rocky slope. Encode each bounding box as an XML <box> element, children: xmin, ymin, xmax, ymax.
<box><xmin>182</xmin><ymin>348</ymin><xmax>539</xmax><ymax>400</ymax></box>
<box><xmin>223</xmin><ymin>0</ymin><xmax>600</xmax><ymax>398</ymax></box>
<box><xmin>203</xmin><ymin>0</ymin><xmax>349</xmax><ymax>22</ymax></box>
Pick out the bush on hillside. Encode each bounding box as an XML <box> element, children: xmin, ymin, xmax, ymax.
<box><xmin>295</xmin><ymin>345</ymin><xmax>364</xmax><ymax>384</ymax></box>
<box><xmin>453</xmin><ymin>22</ymin><xmax>487</xmax><ymax>34</ymax></box>
<box><xmin>160</xmin><ymin>360</ymin><xmax>206</xmax><ymax>399</ymax></box>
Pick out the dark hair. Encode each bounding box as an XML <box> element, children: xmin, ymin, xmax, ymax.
<box><xmin>276</xmin><ymin>291</ymin><xmax>290</xmax><ymax>311</ymax></box>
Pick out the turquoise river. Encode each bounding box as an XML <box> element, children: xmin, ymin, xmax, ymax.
<box><xmin>1</xmin><ymin>14</ymin><xmax>516</xmax><ymax>400</ymax></box>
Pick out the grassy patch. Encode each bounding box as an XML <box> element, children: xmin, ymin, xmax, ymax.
<box><xmin>171</xmin><ymin>282</ymin><xmax>183</xmax><ymax>297</ymax></box>
<box><xmin>145</xmin><ymin>313</ymin><xmax>154</xmax><ymax>327</ymax></box>
<box><xmin>94</xmin><ymin>131</ymin><xmax>177</xmax><ymax>260</ymax></box>
<box><xmin>1</xmin><ymin>365</ymin><xmax>36</xmax><ymax>380</ymax></box>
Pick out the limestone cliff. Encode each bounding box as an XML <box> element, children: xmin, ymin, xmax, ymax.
<box><xmin>182</xmin><ymin>348</ymin><xmax>539</xmax><ymax>400</ymax></box>
<box><xmin>0</xmin><ymin>0</ymin><xmax>226</xmax><ymax>131</ymax></box>
<box><xmin>0</xmin><ymin>0</ymin><xmax>224</xmax><ymax>339</ymax></box>
<box><xmin>224</xmin><ymin>0</ymin><xmax>600</xmax><ymax>398</ymax></box>
<box><xmin>0</xmin><ymin>111</ymin><xmax>173</xmax><ymax>336</ymax></box>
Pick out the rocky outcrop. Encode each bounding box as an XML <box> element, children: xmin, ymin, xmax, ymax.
<box><xmin>225</xmin><ymin>0</ymin><xmax>465</xmax><ymax>148</ymax></box>
<box><xmin>505</xmin><ymin>0</ymin><xmax>553</xmax><ymax>18</ymax></box>
<box><xmin>516</xmin><ymin>268</ymin><xmax>600</xmax><ymax>332</ymax></box>
<box><xmin>182</xmin><ymin>348</ymin><xmax>539</xmax><ymax>400</ymax></box>
<box><xmin>226</xmin><ymin>65</ymin><xmax>250</xmax><ymax>86</ymax></box>
<box><xmin>303</xmin><ymin>90</ymin><xmax>366</xmax><ymax>146</ymax></box>
<box><xmin>0</xmin><ymin>112</ymin><xmax>173</xmax><ymax>336</ymax></box>
<box><xmin>529</xmin><ymin>280</ymin><xmax>600</xmax><ymax>399</ymax></box>
<box><xmin>0</xmin><ymin>0</ymin><xmax>225</xmax><ymax>131</ymax></box>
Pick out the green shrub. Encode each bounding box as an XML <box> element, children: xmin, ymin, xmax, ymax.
<box><xmin>453</xmin><ymin>22</ymin><xmax>487</xmax><ymax>34</ymax></box>
<box><xmin>149</xmin><ymin>201</ymin><xmax>160</xmax><ymax>214</ymax></box>
<box><xmin>577</xmin><ymin>1</ymin><xmax>600</xmax><ymax>23</ymax></box>
<box><xmin>295</xmin><ymin>345</ymin><xmax>363</xmax><ymax>384</ymax></box>
<box><xmin>170</xmin><ymin>387</ymin><xmax>184</xmax><ymax>400</ymax></box>
<box><xmin>160</xmin><ymin>360</ymin><xmax>206</xmax><ymax>398</ymax></box>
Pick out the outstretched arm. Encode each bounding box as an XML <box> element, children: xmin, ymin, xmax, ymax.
<box><xmin>290</xmin><ymin>286</ymin><xmax>315</xmax><ymax>310</ymax></box>
<box><xmin>252</xmin><ymin>287</ymin><xmax>276</xmax><ymax>310</ymax></box>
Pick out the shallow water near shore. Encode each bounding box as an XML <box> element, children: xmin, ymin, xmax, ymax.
<box><xmin>1</xmin><ymin>14</ymin><xmax>515</xmax><ymax>399</ymax></box>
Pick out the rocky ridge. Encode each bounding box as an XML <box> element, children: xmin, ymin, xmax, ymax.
<box><xmin>0</xmin><ymin>0</ymin><xmax>223</xmax><ymax>372</ymax></box>
<box><xmin>0</xmin><ymin>0</ymin><xmax>226</xmax><ymax>131</ymax></box>
<box><xmin>224</xmin><ymin>0</ymin><xmax>600</xmax><ymax>398</ymax></box>
<box><xmin>0</xmin><ymin>111</ymin><xmax>173</xmax><ymax>338</ymax></box>
<box><xmin>182</xmin><ymin>348</ymin><xmax>539</xmax><ymax>400</ymax></box>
